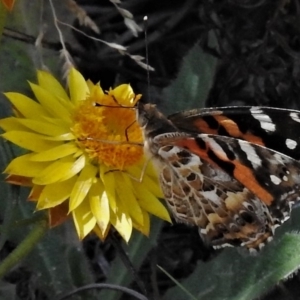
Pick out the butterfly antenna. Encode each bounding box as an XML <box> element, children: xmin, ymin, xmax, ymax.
<box><xmin>143</xmin><ymin>16</ymin><xmax>151</xmax><ymax>103</ymax></box>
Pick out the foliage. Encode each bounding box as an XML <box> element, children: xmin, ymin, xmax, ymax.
<box><xmin>1</xmin><ymin>1</ymin><xmax>300</xmax><ymax>300</ymax></box>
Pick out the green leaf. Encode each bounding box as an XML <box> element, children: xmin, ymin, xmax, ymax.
<box><xmin>0</xmin><ymin>190</ymin><xmax>96</xmax><ymax>299</ymax></box>
<box><xmin>22</xmin><ymin>221</ymin><xmax>96</xmax><ymax>299</ymax></box>
<box><xmin>0</xmin><ymin>0</ymin><xmax>68</xmax><ymax>105</ymax></box>
<box><xmin>162</xmin><ymin>33</ymin><xmax>218</xmax><ymax>114</ymax></box>
<box><xmin>163</xmin><ymin>207</ymin><xmax>300</xmax><ymax>300</ymax></box>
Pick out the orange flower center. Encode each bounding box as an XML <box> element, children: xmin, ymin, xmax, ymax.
<box><xmin>71</xmin><ymin>93</ymin><xmax>144</xmax><ymax>170</ymax></box>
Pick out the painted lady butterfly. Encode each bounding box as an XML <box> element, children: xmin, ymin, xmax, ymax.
<box><xmin>136</xmin><ymin>103</ymin><xmax>300</xmax><ymax>252</ymax></box>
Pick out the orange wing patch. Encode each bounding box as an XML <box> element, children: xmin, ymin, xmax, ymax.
<box><xmin>175</xmin><ymin>137</ymin><xmax>274</xmax><ymax>205</ymax></box>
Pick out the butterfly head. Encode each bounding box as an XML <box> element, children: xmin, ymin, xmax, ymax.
<box><xmin>136</xmin><ymin>102</ymin><xmax>158</xmax><ymax>128</ymax></box>
<box><xmin>136</xmin><ymin>102</ymin><xmax>178</xmax><ymax>139</ymax></box>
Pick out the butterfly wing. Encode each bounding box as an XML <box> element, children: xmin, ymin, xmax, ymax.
<box><xmin>157</xmin><ymin>143</ymin><xmax>275</xmax><ymax>251</ymax></box>
<box><xmin>139</xmin><ymin>103</ymin><xmax>300</xmax><ymax>251</ymax></box>
<box><xmin>169</xmin><ymin>106</ymin><xmax>300</xmax><ymax>159</ymax></box>
<box><xmin>173</xmin><ymin>134</ymin><xmax>300</xmax><ymax>219</ymax></box>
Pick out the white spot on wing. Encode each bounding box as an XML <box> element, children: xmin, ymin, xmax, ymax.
<box><xmin>283</xmin><ymin>175</ymin><xmax>288</xmax><ymax>181</ymax></box>
<box><xmin>200</xmin><ymin>190</ymin><xmax>222</xmax><ymax>206</ymax></box>
<box><xmin>290</xmin><ymin>112</ymin><xmax>300</xmax><ymax>123</ymax></box>
<box><xmin>285</xmin><ymin>138</ymin><xmax>297</xmax><ymax>150</ymax></box>
<box><xmin>202</xmin><ymin>136</ymin><xmax>227</xmax><ymax>156</ymax></box>
<box><xmin>270</xmin><ymin>175</ymin><xmax>281</xmax><ymax>185</ymax></box>
<box><xmin>250</xmin><ymin>107</ymin><xmax>263</xmax><ymax>114</ymax></box>
<box><xmin>250</xmin><ymin>107</ymin><xmax>276</xmax><ymax>132</ymax></box>
<box><xmin>239</xmin><ymin>141</ymin><xmax>262</xmax><ymax>167</ymax></box>
<box><xmin>213</xmin><ymin>243</ymin><xmax>234</xmax><ymax>249</ymax></box>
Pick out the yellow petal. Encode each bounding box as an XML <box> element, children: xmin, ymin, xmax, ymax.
<box><xmin>29</xmin><ymin>83</ymin><xmax>71</xmax><ymax>122</ymax></box>
<box><xmin>37</xmin><ymin>70</ymin><xmax>69</xmax><ymax>101</ymax></box>
<box><xmin>100</xmin><ymin>166</ymin><xmax>116</xmax><ymax>212</ymax></box>
<box><xmin>111</xmin><ymin>84</ymin><xmax>135</xmax><ymax>106</ymax></box>
<box><xmin>93</xmin><ymin>223</ymin><xmax>110</xmax><ymax>241</ymax></box>
<box><xmin>133</xmin><ymin>209</ymin><xmax>150</xmax><ymax>236</ymax></box>
<box><xmin>72</xmin><ymin>199</ymin><xmax>96</xmax><ymax>239</ymax></box>
<box><xmin>129</xmin><ymin>164</ymin><xmax>163</xmax><ymax>198</ymax></box>
<box><xmin>86</xmin><ymin>79</ymin><xmax>95</xmax><ymax>92</ymax></box>
<box><xmin>115</xmin><ymin>172</ymin><xmax>144</xmax><ymax>226</ymax></box>
<box><xmin>90</xmin><ymin>82</ymin><xmax>104</xmax><ymax>101</ymax></box>
<box><xmin>33</xmin><ymin>155</ymin><xmax>85</xmax><ymax>185</ymax></box>
<box><xmin>74</xmin><ymin>148</ymin><xmax>84</xmax><ymax>158</ymax></box>
<box><xmin>4</xmin><ymin>154</ymin><xmax>50</xmax><ymax>177</ymax></box>
<box><xmin>89</xmin><ymin>180</ymin><xmax>110</xmax><ymax>234</ymax></box>
<box><xmin>2</xmin><ymin>131</ymin><xmax>61</xmax><ymax>152</ymax></box>
<box><xmin>0</xmin><ymin>117</ymin><xmax>30</xmax><ymax>132</ymax></box>
<box><xmin>17</xmin><ymin>119</ymin><xmax>69</xmax><ymax>136</ymax></box>
<box><xmin>30</xmin><ymin>143</ymin><xmax>79</xmax><ymax>161</ymax></box>
<box><xmin>145</xmin><ymin>161</ymin><xmax>164</xmax><ymax>184</ymax></box>
<box><xmin>68</xmin><ymin>68</ymin><xmax>89</xmax><ymax>103</ymax></box>
<box><xmin>110</xmin><ymin>205</ymin><xmax>132</xmax><ymax>242</ymax></box>
<box><xmin>133</xmin><ymin>182</ymin><xmax>171</xmax><ymax>222</ymax></box>
<box><xmin>43</xmin><ymin>117</ymin><xmax>71</xmax><ymax>128</ymax></box>
<box><xmin>69</xmin><ymin>163</ymin><xmax>98</xmax><ymax>211</ymax></box>
<box><xmin>39</xmin><ymin>133</ymin><xmax>75</xmax><ymax>141</ymax></box>
<box><xmin>4</xmin><ymin>92</ymin><xmax>50</xmax><ymax>120</ymax></box>
<box><xmin>36</xmin><ymin>176</ymin><xmax>77</xmax><ymax>209</ymax></box>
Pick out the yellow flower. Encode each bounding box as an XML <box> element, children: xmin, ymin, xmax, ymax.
<box><xmin>0</xmin><ymin>68</ymin><xmax>170</xmax><ymax>241</ymax></box>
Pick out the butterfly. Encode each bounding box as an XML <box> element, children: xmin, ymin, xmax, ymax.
<box><xmin>136</xmin><ymin>102</ymin><xmax>300</xmax><ymax>252</ymax></box>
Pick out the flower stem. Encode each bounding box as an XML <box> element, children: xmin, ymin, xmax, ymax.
<box><xmin>0</xmin><ymin>217</ymin><xmax>48</xmax><ymax>279</ymax></box>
